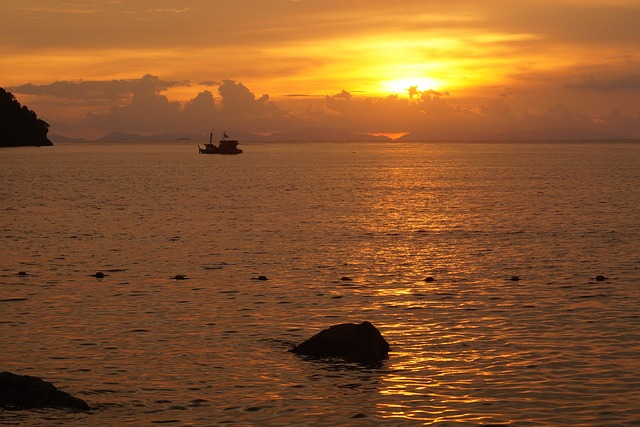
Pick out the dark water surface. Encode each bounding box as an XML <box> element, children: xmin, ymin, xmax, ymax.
<box><xmin>1</xmin><ymin>141</ymin><xmax>639</xmax><ymax>426</ymax></box>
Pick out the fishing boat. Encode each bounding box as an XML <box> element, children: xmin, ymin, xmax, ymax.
<box><xmin>198</xmin><ymin>132</ymin><xmax>243</xmax><ymax>155</ymax></box>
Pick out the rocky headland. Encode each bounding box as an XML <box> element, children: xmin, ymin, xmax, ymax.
<box><xmin>0</xmin><ymin>87</ymin><xmax>52</xmax><ymax>147</ymax></box>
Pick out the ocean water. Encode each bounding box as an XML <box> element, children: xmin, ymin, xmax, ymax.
<box><xmin>1</xmin><ymin>141</ymin><xmax>639</xmax><ymax>426</ymax></box>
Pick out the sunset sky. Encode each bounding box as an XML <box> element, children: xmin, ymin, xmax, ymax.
<box><xmin>2</xmin><ymin>0</ymin><xmax>639</xmax><ymax>140</ymax></box>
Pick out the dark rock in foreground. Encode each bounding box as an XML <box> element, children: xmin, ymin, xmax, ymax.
<box><xmin>290</xmin><ymin>321</ymin><xmax>389</xmax><ymax>363</ymax></box>
<box><xmin>0</xmin><ymin>372</ymin><xmax>89</xmax><ymax>410</ymax></box>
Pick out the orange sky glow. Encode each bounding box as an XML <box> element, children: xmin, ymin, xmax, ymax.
<box><xmin>2</xmin><ymin>0</ymin><xmax>639</xmax><ymax>140</ymax></box>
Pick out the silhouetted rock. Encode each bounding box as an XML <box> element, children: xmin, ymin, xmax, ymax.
<box><xmin>91</xmin><ymin>272</ymin><xmax>106</xmax><ymax>278</ymax></box>
<box><xmin>0</xmin><ymin>372</ymin><xmax>89</xmax><ymax>410</ymax></box>
<box><xmin>511</xmin><ymin>276</ymin><xmax>520</xmax><ymax>281</ymax></box>
<box><xmin>595</xmin><ymin>275</ymin><xmax>607</xmax><ymax>281</ymax></box>
<box><xmin>0</xmin><ymin>88</ymin><xmax>52</xmax><ymax>147</ymax></box>
<box><xmin>172</xmin><ymin>274</ymin><xmax>188</xmax><ymax>280</ymax></box>
<box><xmin>290</xmin><ymin>321</ymin><xmax>389</xmax><ymax>363</ymax></box>
<box><xmin>424</xmin><ymin>276</ymin><xmax>435</xmax><ymax>282</ymax></box>
<box><xmin>256</xmin><ymin>275</ymin><xmax>268</xmax><ymax>281</ymax></box>
<box><xmin>340</xmin><ymin>276</ymin><xmax>352</xmax><ymax>281</ymax></box>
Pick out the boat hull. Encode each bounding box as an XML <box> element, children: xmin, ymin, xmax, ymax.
<box><xmin>198</xmin><ymin>144</ymin><xmax>243</xmax><ymax>155</ymax></box>
<box><xmin>198</xmin><ymin>148</ymin><xmax>242</xmax><ymax>154</ymax></box>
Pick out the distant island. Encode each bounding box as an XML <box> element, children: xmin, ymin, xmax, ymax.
<box><xmin>0</xmin><ymin>87</ymin><xmax>52</xmax><ymax>147</ymax></box>
<box><xmin>81</xmin><ymin>129</ymin><xmax>392</xmax><ymax>143</ymax></box>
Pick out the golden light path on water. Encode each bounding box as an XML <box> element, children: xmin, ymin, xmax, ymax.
<box><xmin>332</xmin><ymin>143</ymin><xmax>639</xmax><ymax>424</ymax></box>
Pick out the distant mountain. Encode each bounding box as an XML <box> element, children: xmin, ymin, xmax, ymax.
<box><xmin>96</xmin><ymin>131</ymin><xmax>201</xmax><ymax>142</ymax></box>
<box><xmin>0</xmin><ymin>87</ymin><xmax>53</xmax><ymax>147</ymax></box>
<box><xmin>96</xmin><ymin>131</ymin><xmax>149</xmax><ymax>142</ymax></box>
<box><xmin>49</xmin><ymin>134</ymin><xmax>89</xmax><ymax>143</ymax></box>
<box><xmin>262</xmin><ymin>127</ymin><xmax>391</xmax><ymax>142</ymax></box>
<box><xmin>94</xmin><ymin>128</ymin><xmax>391</xmax><ymax>143</ymax></box>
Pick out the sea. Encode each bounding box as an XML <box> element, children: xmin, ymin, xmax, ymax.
<box><xmin>1</xmin><ymin>141</ymin><xmax>639</xmax><ymax>426</ymax></box>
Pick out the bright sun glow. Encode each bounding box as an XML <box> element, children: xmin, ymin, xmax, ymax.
<box><xmin>382</xmin><ymin>77</ymin><xmax>445</xmax><ymax>95</ymax></box>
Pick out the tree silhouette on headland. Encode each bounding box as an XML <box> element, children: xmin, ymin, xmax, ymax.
<box><xmin>0</xmin><ymin>87</ymin><xmax>52</xmax><ymax>147</ymax></box>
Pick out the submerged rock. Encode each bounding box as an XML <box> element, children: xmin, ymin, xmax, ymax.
<box><xmin>510</xmin><ymin>276</ymin><xmax>520</xmax><ymax>281</ymax></box>
<box><xmin>0</xmin><ymin>372</ymin><xmax>89</xmax><ymax>410</ymax></box>
<box><xmin>290</xmin><ymin>321</ymin><xmax>389</xmax><ymax>363</ymax></box>
<box><xmin>595</xmin><ymin>275</ymin><xmax>608</xmax><ymax>281</ymax></box>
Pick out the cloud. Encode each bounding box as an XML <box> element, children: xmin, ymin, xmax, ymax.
<box><xmin>9</xmin><ymin>75</ymin><xmax>189</xmax><ymax>101</ymax></box>
<box><xmin>214</xmin><ymin>80</ymin><xmax>292</xmax><ymax>131</ymax></box>
<box><xmin>8</xmin><ymin>74</ymin><xmax>640</xmax><ymax>140</ymax></box>
<box><xmin>85</xmin><ymin>76</ymin><xmax>183</xmax><ymax>133</ymax></box>
<box><xmin>63</xmin><ymin>76</ymin><xmax>292</xmax><ymax>135</ymax></box>
<box><xmin>198</xmin><ymin>81</ymin><xmax>220</xmax><ymax>87</ymax></box>
<box><xmin>499</xmin><ymin>87</ymin><xmax>513</xmax><ymax>98</ymax></box>
<box><xmin>19</xmin><ymin>2</ymin><xmax>191</xmax><ymax>16</ymax></box>
<box><xmin>183</xmin><ymin>90</ymin><xmax>217</xmax><ymax>117</ymax></box>
<box><xmin>566</xmin><ymin>74</ymin><xmax>640</xmax><ymax>91</ymax></box>
<box><xmin>20</xmin><ymin>7</ymin><xmax>97</xmax><ymax>14</ymax></box>
<box><xmin>601</xmin><ymin>109</ymin><xmax>640</xmax><ymax>137</ymax></box>
<box><xmin>218</xmin><ymin>80</ymin><xmax>273</xmax><ymax>115</ymax></box>
<box><xmin>324</xmin><ymin>90</ymin><xmax>422</xmax><ymax>132</ymax></box>
<box><xmin>149</xmin><ymin>8</ymin><xmax>191</xmax><ymax>14</ymax></box>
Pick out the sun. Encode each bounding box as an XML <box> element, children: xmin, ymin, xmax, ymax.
<box><xmin>381</xmin><ymin>77</ymin><xmax>445</xmax><ymax>96</ymax></box>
